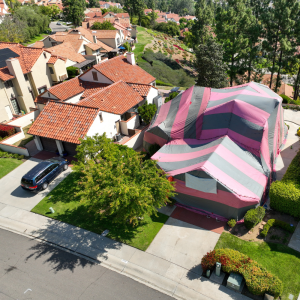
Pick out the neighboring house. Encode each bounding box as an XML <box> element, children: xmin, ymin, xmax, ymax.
<box><xmin>165</xmin><ymin>13</ymin><xmax>180</xmax><ymax>24</ymax></box>
<box><xmin>99</xmin><ymin>1</ymin><xmax>122</xmax><ymax>9</ymax></box>
<box><xmin>0</xmin><ymin>42</ymin><xmax>67</xmax><ymax>122</ymax></box>
<box><xmin>30</xmin><ymin>53</ymin><xmax>158</xmax><ymax>154</ymax></box>
<box><xmin>84</xmin><ymin>11</ymin><xmax>102</xmax><ymax>21</ymax></box>
<box><xmin>184</xmin><ymin>15</ymin><xmax>196</xmax><ymax>21</ymax></box>
<box><xmin>156</xmin><ymin>17</ymin><xmax>167</xmax><ymax>24</ymax></box>
<box><xmin>89</xmin><ymin>29</ymin><xmax>122</xmax><ymax>49</ymax></box>
<box><xmin>102</xmin><ymin>11</ymin><xmax>130</xmax><ymax>20</ymax></box>
<box><xmin>0</xmin><ymin>0</ymin><xmax>9</xmax><ymax>19</ymax></box>
<box><xmin>144</xmin><ymin>9</ymin><xmax>160</xmax><ymax>15</ymax></box>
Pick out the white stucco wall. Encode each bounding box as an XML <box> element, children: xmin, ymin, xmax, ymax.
<box><xmin>0</xmin><ymin>143</ymin><xmax>29</xmax><ymax>156</ymax></box>
<box><xmin>127</xmin><ymin>114</ymin><xmax>140</xmax><ymax>130</ymax></box>
<box><xmin>7</xmin><ymin>110</ymin><xmax>38</xmax><ymax>127</ymax></box>
<box><xmin>2</xmin><ymin>131</ymin><xmax>25</xmax><ymax>145</ymax></box>
<box><xmin>66</xmin><ymin>59</ymin><xmax>78</xmax><ymax>67</ymax></box>
<box><xmin>123</xmin><ymin>128</ymin><xmax>146</xmax><ymax>150</ymax></box>
<box><xmin>146</xmin><ymin>87</ymin><xmax>159</xmax><ymax>104</ymax></box>
<box><xmin>80</xmin><ymin>69</ymin><xmax>113</xmax><ymax>84</ymax></box>
<box><xmin>64</xmin><ymin>92</ymin><xmax>84</xmax><ymax>104</ymax></box>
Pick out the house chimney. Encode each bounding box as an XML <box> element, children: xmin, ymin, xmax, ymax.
<box><xmin>126</xmin><ymin>52</ymin><xmax>135</xmax><ymax>65</ymax></box>
<box><xmin>6</xmin><ymin>57</ymin><xmax>22</xmax><ymax>77</ymax></box>
<box><xmin>93</xmin><ymin>35</ymin><xmax>97</xmax><ymax>43</ymax></box>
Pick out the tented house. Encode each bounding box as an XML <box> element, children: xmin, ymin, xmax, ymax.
<box><xmin>143</xmin><ymin>82</ymin><xmax>287</xmax><ymax>220</ymax></box>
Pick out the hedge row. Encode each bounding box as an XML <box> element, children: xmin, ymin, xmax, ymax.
<box><xmin>270</xmin><ymin>150</ymin><xmax>300</xmax><ymax>218</ymax></box>
<box><xmin>0</xmin><ymin>150</ymin><xmax>24</xmax><ymax>160</ymax></box>
<box><xmin>260</xmin><ymin>219</ymin><xmax>295</xmax><ymax>237</ymax></box>
<box><xmin>201</xmin><ymin>249</ymin><xmax>283</xmax><ymax>298</ymax></box>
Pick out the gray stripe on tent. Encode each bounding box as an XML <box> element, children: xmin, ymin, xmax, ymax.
<box><xmin>157</xmin><ymin>137</ymin><xmax>224</xmax><ymax>154</ymax></box>
<box><xmin>157</xmin><ymin>153</ymin><xmax>212</xmax><ymax>173</ymax></box>
<box><xmin>162</xmin><ymin>92</ymin><xmax>184</xmax><ymax>136</ymax></box>
<box><xmin>184</xmin><ymin>86</ymin><xmax>205</xmax><ymax>139</ymax></box>
<box><xmin>254</xmin><ymin>82</ymin><xmax>280</xmax><ymax>98</ymax></box>
<box><xmin>221</xmin><ymin>136</ymin><xmax>265</xmax><ymax>174</ymax></box>
<box><xmin>202</xmin><ymin>113</ymin><xmax>231</xmax><ymax>130</ymax></box>
<box><xmin>210</xmin><ymin>85</ymin><xmax>254</xmax><ymax>94</ymax></box>
<box><xmin>148</xmin><ymin>105</ymin><xmax>161</xmax><ymax>129</ymax></box>
<box><xmin>209</xmin><ymin>152</ymin><xmax>265</xmax><ymax>198</ymax></box>
<box><xmin>207</xmin><ymin>94</ymin><xmax>279</xmax><ymax>114</ymax></box>
<box><xmin>267</xmin><ymin>104</ymin><xmax>279</xmax><ymax>168</ymax></box>
<box><xmin>229</xmin><ymin>114</ymin><xmax>264</xmax><ymax>142</ymax></box>
<box><xmin>149</xmin><ymin>125</ymin><xmax>170</xmax><ymax>141</ymax></box>
<box><xmin>173</xmin><ymin>192</ymin><xmax>258</xmax><ymax>220</ymax></box>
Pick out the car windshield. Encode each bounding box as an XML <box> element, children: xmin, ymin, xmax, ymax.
<box><xmin>48</xmin><ymin>158</ymin><xmax>62</xmax><ymax>163</ymax></box>
<box><xmin>21</xmin><ymin>178</ymin><xmax>33</xmax><ymax>185</ymax></box>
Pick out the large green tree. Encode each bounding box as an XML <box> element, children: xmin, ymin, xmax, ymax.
<box><xmin>194</xmin><ymin>36</ymin><xmax>228</xmax><ymax>88</ymax></box>
<box><xmin>62</xmin><ymin>0</ymin><xmax>86</xmax><ymax>27</ymax></box>
<box><xmin>88</xmin><ymin>0</ymin><xmax>100</xmax><ymax>8</ymax></box>
<box><xmin>91</xmin><ymin>20</ymin><xmax>116</xmax><ymax>30</ymax></box>
<box><xmin>215</xmin><ymin>0</ymin><xmax>253</xmax><ymax>86</ymax></box>
<box><xmin>138</xmin><ymin>102</ymin><xmax>157</xmax><ymax>124</ymax></box>
<box><xmin>74</xmin><ymin>134</ymin><xmax>175</xmax><ymax>226</ymax></box>
<box><xmin>0</xmin><ymin>15</ymin><xmax>27</xmax><ymax>43</ymax></box>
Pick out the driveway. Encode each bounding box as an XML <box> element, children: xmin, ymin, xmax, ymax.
<box><xmin>50</xmin><ymin>21</ymin><xmax>71</xmax><ymax>33</ymax></box>
<box><xmin>0</xmin><ymin>158</ymin><xmax>71</xmax><ymax>212</ymax></box>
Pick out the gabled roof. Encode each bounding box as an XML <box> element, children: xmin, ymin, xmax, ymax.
<box><xmin>85</xmin><ymin>11</ymin><xmax>102</xmax><ymax>19</ymax></box>
<box><xmin>32</xmin><ymin>41</ymin><xmax>45</xmax><ymax>48</ymax></box>
<box><xmin>28</xmin><ymin>102</ymin><xmax>99</xmax><ymax>144</ymax></box>
<box><xmin>47</xmin><ymin>42</ymin><xmax>86</xmax><ymax>63</ymax></box>
<box><xmin>50</xmin><ymin>34</ymin><xmax>85</xmax><ymax>53</ymax></box>
<box><xmin>47</xmin><ymin>55</ymin><xmax>65</xmax><ymax>64</ymax></box>
<box><xmin>91</xmin><ymin>55</ymin><xmax>156</xmax><ymax>84</ymax></box>
<box><xmin>79</xmin><ymin>80</ymin><xmax>143</xmax><ymax>115</ymax></box>
<box><xmin>90</xmin><ymin>29</ymin><xmax>118</xmax><ymax>39</ymax></box>
<box><xmin>35</xmin><ymin>77</ymin><xmax>109</xmax><ymax>104</ymax></box>
<box><xmin>128</xmin><ymin>83</ymin><xmax>153</xmax><ymax>97</ymax></box>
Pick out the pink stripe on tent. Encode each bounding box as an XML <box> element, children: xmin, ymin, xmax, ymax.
<box><xmin>260</xmin><ymin>123</ymin><xmax>271</xmax><ymax>171</ymax></box>
<box><xmin>228</xmin><ymin>129</ymin><xmax>261</xmax><ymax>149</ymax></box>
<box><xmin>152</xmin><ymin>145</ymin><xmax>218</xmax><ymax>162</ymax></box>
<box><xmin>170</xmin><ymin>87</ymin><xmax>194</xmax><ymax>139</ymax></box>
<box><xmin>167</xmin><ymin>138</ymin><xmax>208</xmax><ymax>146</ymax></box>
<box><xmin>196</xmin><ymin>87</ymin><xmax>211</xmax><ymax>139</ymax></box>
<box><xmin>174</xmin><ymin>179</ymin><xmax>259</xmax><ymax>208</ymax></box>
<box><xmin>203</xmin><ymin>161</ymin><xmax>260</xmax><ymax>200</ymax></box>
<box><xmin>220</xmin><ymin>83</ymin><xmax>251</xmax><ymax>90</ymax></box>
<box><xmin>151</xmin><ymin>100</ymin><xmax>172</xmax><ymax>128</ymax></box>
<box><xmin>249</xmin><ymin>82</ymin><xmax>279</xmax><ymax>99</ymax></box>
<box><xmin>166</xmin><ymin>161</ymin><xmax>206</xmax><ymax>176</ymax></box>
<box><xmin>210</xmin><ymin>90</ymin><xmax>273</xmax><ymax>101</ymax></box>
<box><xmin>200</xmin><ymin>128</ymin><xmax>228</xmax><ymax>140</ymax></box>
<box><xmin>144</xmin><ymin>131</ymin><xmax>168</xmax><ymax>147</ymax></box>
<box><xmin>205</xmin><ymin>101</ymin><xmax>235</xmax><ymax>115</ymax></box>
<box><xmin>215</xmin><ymin>144</ymin><xmax>267</xmax><ymax>185</ymax></box>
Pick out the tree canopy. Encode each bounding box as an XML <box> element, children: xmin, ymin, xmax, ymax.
<box><xmin>73</xmin><ymin>134</ymin><xmax>175</xmax><ymax>226</ymax></box>
<box><xmin>137</xmin><ymin>102</ymin><xmax>157</xmax><ymax>124</ymax></box>
<box><xmin>62</xmin><ymin>0</ymin><xmax>86</xmax><ymax>26</ymax></box>
<box><xmin>0</xmin><ymin>15</ymin><xmax>27</xmax><ymax>43</ymax></box>
<box><xmin>91</xmin><ymin>20</ymin><xmax>116</xmax><ymax>30</ymax></box>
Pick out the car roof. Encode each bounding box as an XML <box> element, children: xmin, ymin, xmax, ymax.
<box><xmin>22</xmin><ymin>161</ymin><xmax>52</xmax><ymax>179</ymax></box>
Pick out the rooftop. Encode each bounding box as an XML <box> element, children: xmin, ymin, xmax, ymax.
<box><xmin>47</xmin><ymin>42</ymin><xmax>86</xmax><ymax>63</ymax></box>
<box><xmin>28</xmin><ymin>102</ymin><xmax>99</xmax><ymax>144</ymax></box>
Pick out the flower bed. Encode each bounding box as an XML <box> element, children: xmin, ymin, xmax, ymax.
<box><xmin>173</xmin><ymin>44</ymin><xmax>184</xmax><ymax>51</ymax></box>
<box><xmin>201</xmin><ymin>248</ymin><xmax>283</xmax><ymax>298</ymax></box>
<box><xmin>0</xmin><ymin>150</ymin><xmax>24</xmax><ymax>160</ymax></box>
<box><xmin>0</xmin><ymin>124</ymin><xmax>15</xmax><ymax>140</ymax></box>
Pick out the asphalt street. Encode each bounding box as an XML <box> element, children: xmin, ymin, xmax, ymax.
<box><xmin>0</xmin><ymin>228</ymin><xmax>174</xmax><ymax>300</ymax></box>
<box><xmin>49</xmin><ymin>21</ymin><xmax>71</xmax><ymax>33</ymax></box>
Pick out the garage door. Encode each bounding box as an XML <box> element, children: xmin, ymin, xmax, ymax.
<box><xmin>62</xmin><ymin>142</ymin><xmax>78</xmax><ymax>157</ymax></box>
<box><xmin>40</xmin><ymin>137</ymin><xmax>57</xmax><ymax>152</ymax></box>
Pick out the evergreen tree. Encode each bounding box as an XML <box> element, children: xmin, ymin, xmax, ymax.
<box><xmin>194</xmin><ymin>36</ymin><xmax>229</xmax><ymax>88</ymax></box>
<box><xmin>74</xmin><ymin>134</ymin><xmax>175</xmax><ymax>227</ymax></box>
<box><xmin>191</xmin><ymin>0</ymin><xmax>213</xmax><ymax>47</ymax></box>
<box><xmin>149</xmin><ymin>0</ymin><xmax>157</xmax><ymax>26</ymax></box>
<box><xmin>62</xmin><ymin>0</ymin><xmax>86</xmax><ymax>27</ymax></box>
<box><xmin>88</xmin><ymin>0</ymin><xmax>100</xmax><ymax>8</ymax></box>
<box><xmin>215</xmin><ymin>0</ymin><xmax>253</xmax><ymax>86</ymax></box>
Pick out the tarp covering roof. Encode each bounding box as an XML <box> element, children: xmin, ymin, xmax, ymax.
<box><xmin>144</xmin><ymin>82</ymin><xmax>286</xmax><ymax>219</ymax></box>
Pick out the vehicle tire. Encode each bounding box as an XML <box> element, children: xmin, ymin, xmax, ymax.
<box><xmin>63</xmin><ymin>164</ymin><xmax>68</xmax><ymax>171</ymax></box>
<box><xmin>42</xmin><ymin>182</ymin><xmax>48</xmax><ymax>190</ymax></box>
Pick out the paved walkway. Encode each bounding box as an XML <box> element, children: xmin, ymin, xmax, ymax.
<box><xmin>289</xmin><ymin>222</ymin><xmax>300</xmax><ymax>252</ymax></box>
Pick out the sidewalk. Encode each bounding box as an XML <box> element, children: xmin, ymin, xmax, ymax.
<box><xmin>0</xmin><ymin>206</ymin><xmax>250</xmax><ymax>300</ymax></box>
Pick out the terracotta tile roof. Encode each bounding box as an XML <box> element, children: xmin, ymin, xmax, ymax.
<box><xmin>51</xmin><ymin>34</ymin><xmax>84</xmax><ymax>53</ymax></box>
<box><xmin>47</xmin><ymin>56</ymin><xmax>58</xmax><ymax>64</ymax></box>
<box><xmin>96</xmin><ymin>40</ymin><xmax>113</xmax><ymax>52</ymax></box>
<box><xmin>89</xmin><ymin>7</ymin><xmax>102</xmax><ymax>12</ymax></box>
<box><xmin>185</xmin><ymin>15</ymin><xmax>196</xmax><ymax>20</ymax></box>
<box><xmin>90</xmin><ymin>29</ymin><xmax>118</xmax><ymax>39</ymax></box>
<box><xmin>0</xmin><ymin>43</ymin><xmax>44</xmax><ymax>81</ymax></box>
<box><xmin>47</xmin><ymin>42</ymin><xmax>86</xmax><ymax>63</ymax></box>
<box><xmin>85</xmin><ymin>43</ymin><xmax>101</xmax><ymax>51</ymax></box>
<box><xmin>114</xmin><ymin>13</ymin><xmax>129</xmax><ymax>18</ymax></box>
<box><xmin>91</xmin><ymin>55</ymin><xmax>156</xmax><ymax>85</ymax></box>
<box><xmin>156</xmin><ymin>17</ymin><xmax>167</xmax><ymax>23</ymax></box>
<box><xmin>28</xmin><ymin>102</ymin><xmax>99</xmax><ymax>144</ymax></box>
<box><xmin>35</xmin><ymin>77</ymin><xmax>109</xmax><ymax>104</ymax></box>
<box><xmin>128</xmin><ymin>83</ymin><xmax>152</xmax><ymax>97</ymax></box>
<box><xmin>85</xmin><ymin>11</ymin><xmax>102</xmax><ymax>19</ymax></box>
<box><xmin>32</xmin><ymin>41</ymin><xmax>44</xmax><ymax>48</ymax></box>
<box><xmin>79</xmin><ymin>81</ymin><xmax>143</xmax><ymax>115</ymax></box>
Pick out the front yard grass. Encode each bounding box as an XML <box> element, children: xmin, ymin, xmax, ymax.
<box><xmin>31</xmin><ymin>171</ymin><xmax>169</xmax><ymax>251</ymax></box>
<box><xmin>14</xmin><ymin>124</ymin><xmax>33</xmax><ymax>147</ymax></box>
<box><xmin>215</xmin><ymin>232</ymin><xmax>300</xmax><ymax>300</ymax></box>
<box><xmin>0</xmin><ymin>158</ymin><xmax>23</xmax><ymax>179</ymax></box>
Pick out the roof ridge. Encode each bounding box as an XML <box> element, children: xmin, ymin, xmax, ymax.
<box><xmin>49</xmin><ymin>100</ymin><xmax>99</xmax><ymax>110</ymax></box>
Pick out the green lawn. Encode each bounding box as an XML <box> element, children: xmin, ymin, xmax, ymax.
<box><xmin>133</xmin><ymin>26</ymin><xmax>153</xmax><ymax>63</ymax></box>
<box><xmin>14</xmin><ymin>124</ymin><xmax>33</xmax><ymax>147</ymax></box>
<box><xmin>31</xmin><ymin>172</ymin><xmax>169</xmax><ymax>251</ymax></box>
<box><xmin>23</xmin><ymin>33</ymin><xmax>48</xmax><ymax>46</ymax></box>
<box><xmin>0</xmin><ymin>158</ymin><xmax>23</xmax><ymax>179</ymax></box>
<box><xmin>215</xmin><ymin>232</ymin><xmax>300</xmax><ymax>300</ymax></box>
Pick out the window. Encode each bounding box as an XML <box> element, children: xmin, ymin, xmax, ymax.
<box><xmin>35</xmin><ymin>167</ymin><xmax>51</xmax><ymax>182</ymax></box>
<box><xmin>117</xmin><ymin>38</ymin><xmax>120</xmax><ymax>45</ymax></box>
<box><xmin>4</xmin><ymin>80</ymin><xmax>13</xmax><ymax>88</ymax></box>
<box><xmin>51</xmin><ymin>42</ymin><xmax>58</xmax><ymax>46</ymax></box>
<box><xmin>92</xmin><ymin>71</ymin><xmax>98</xmax><ymax>81</ymax></box>
<box><xmin>49</xmin><ymin>66</ymin><xmax>54</xmax><ymax>74</ymax></box>
<box><xmin>81</xmin><ymin>51</ymin><xmax>86</xmax><ymax>55</ymax></box>
<box><xmin>99</xmin><ymin>112</ymin><xmax>103</xmax><ymax>122</ymax></box>
<box><xmin>24</xmin><ymin>74</ymin><xmax>29</xmax><ymax>81</ymax></box>
<box><xmin>43</xmin><ymin>52</ymin><xmax>47</xmax><ymax>59</ymax></box>
<box><xmin>11</xmin><ymin>98</ymin><xmax>21</xmax><ymax>114</ymax></box>
<box><xmin>38</xmin><ymin>85</ymin><xmax>47</xmax><ymax>94</ymax></box>
<box><xmin>48</xmin><ymin>163</ymin><xmax>59</xmax><ymax>172</ymax></box>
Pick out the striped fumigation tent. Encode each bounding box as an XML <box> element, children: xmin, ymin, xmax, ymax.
<box><xmin>144</xmin><ymin>82</ymin><xmax>287</xmax><ymax>220</ymax></box>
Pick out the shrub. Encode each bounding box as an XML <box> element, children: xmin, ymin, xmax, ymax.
<box><xmin>0</xmin><ymin>124</ymin><xmax>15</xmax><ymax>139</ymax></box>
<box><xmin>260</xmin><ymin>219</ymin><xmax>295</xmax><ymax>237</ymax></box>
<box><xmin>18</xmin><ymin>155</ymin><xmax>24</xmax><ymax>160</ymax></box>
<box><xmin>66</xmin><ymin>66</ymin><xmax>79</xmax><ymax>79</ymax></box>
<box><xmin>13</xmin><ymin>153</ymin><xmax>19</xmax><ymax>159</ymax></box>
<box><xmin>201</xmin><ymin>249</ymin><xmax>283</xmax><ymax>298</ymax></box>
<box><xmin>227</xmin><ymin>219</ymin><xmax>236</xmax><ymax>228</ymax></box>
<box><xmin>280</xmin><ymin>94</ymin><xmax>292</xmax><ymax>104</ymax></box>
<box><xmin>148</xmin><ymin>143</ymin><xmax>161</xmax><ymax>157</ymax></box>
<box><xmin>270</xmin><ymin>150</ymin><xmax>300</xmax><ymax>217</ymax></box>
<box><xmin>137</xmin><ymin>102</ymin><xmax>157</xmax><ymax>125</ymax></box>
<box><xmin>156</xmin><ymin>80</ymin><xmax>173</xmax><ymax>87</ymax></box>
<box><xmin>165</xmin><ymin>91</ymin><xmax>179</xmax><ymax>103</ymax></box>
<box><xmin>244</xmin><ymin>206</ymin><xmax>265</xmax><ymax>229</ymax></box>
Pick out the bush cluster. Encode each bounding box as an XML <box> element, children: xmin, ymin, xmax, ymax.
<box><xmin>244</xmin><ymin>206</ymin><xmax>265</xmax><ymax>229</ymax></box>
<box><xmin>260</xmin><ymin>219</ymin><xmax>295</xmax><ymax>237</ymax></box>
<box><xmin>156</xmin><ymin>80</ymin><xmax>173</xmax><ymax>87</ymax></box>
<box><xmin>270</xmin><ymin>150</ymin><xmax>300</xmax><ymax>218</ymax></box>
<box><xmin>0</xmin><ymin>124</ymin><xmax>15</xmax><ymax>139</ymax></box>
<box><xmin>227</xmin><ymin>219</ymin><xmax>236</xmax><ymax>228</ymax></box>
<box><xmin>201</xmin><ymin>249</ymin><xmax>283</xmax><ymax>298</ymax></box>
<box><xmin>0</xmin><ymin>150</ymin><xmax>24</xmax><ymax>160</ymax></box>
<box><xmin>165</xmin><ymin>92</ymin><xmax>179</xmax><ymax>103</ymax></box>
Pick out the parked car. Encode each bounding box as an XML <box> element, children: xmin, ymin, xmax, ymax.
<box><xmin>21</xmin><ymin>157</ymin><xmax>68</xmax><ymax>192</ymax></box>
<box><xmin>56</xmin><ymin>22</ymin><xmax>61</xmax><ymax>25</ymax></box>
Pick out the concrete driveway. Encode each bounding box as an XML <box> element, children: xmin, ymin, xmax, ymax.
<box><xmin>0</xmin><ymin>158</ymin><xmax>71</xmax><ymax>212</ymax></box>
